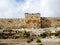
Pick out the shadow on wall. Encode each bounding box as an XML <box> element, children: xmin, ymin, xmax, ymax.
<box><xmin>41</xmin><ymin>17</ymin><xmax>51</xmax><ymax>28</ymax></box>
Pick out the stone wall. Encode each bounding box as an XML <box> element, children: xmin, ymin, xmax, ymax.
<box><xmin>0</xmin><ymin>18</ymin><xmax>25</xmax><ymax>29</ymax></box>
<box><xmin>0</xmin><ymin>13</ymin><xmax>60</xmax><ymax>29</ymax></box>
<box><xmin>47</xmin><ymin>17</ymin><xmax>60</xmax><ymax>27</ymax></box>
<box><xmin>41</xmin><ymin>17</ymin><xmax>60</xmax><ymax>28</ymax></box>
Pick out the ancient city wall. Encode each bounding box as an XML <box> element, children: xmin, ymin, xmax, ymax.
<box><xmin>0</xmin><ymin>13</ymin><xmax>60</xmax><ymax>29</ymax></box>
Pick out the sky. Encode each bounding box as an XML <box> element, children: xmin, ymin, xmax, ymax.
<box><xmin>0</xmin><ymin>0</ymin><xmax>60</xmax><ymax>18</ymax></box>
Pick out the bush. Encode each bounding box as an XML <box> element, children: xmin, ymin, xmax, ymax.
<box><xmin>40</xmin><ymin>33</ymin><xmax>47</xmax><ymax>38</ymax></box>
<box><xmin>15</xmin><ymin>36</ymin><xmax>19</xmax><ymax>39</ymax></box>
<box><xmin>27</xmin><ymin>38</ymin><xmax>33</xmax><ymax>43</ymax></box>
<box><xmin>39</xmin><ymin>44</ymin><xmax>43</xmax><ymax>45</ymax></box>
<box><xmin>27</xmin><ymin>40</ymin><xmax>31</xmax><ymax>43</ymax></box>
<box><xmin>54</xmin><ymin>32</ymin><xmax>59</xmax><ymax>36</ymax></box>
<box><xmin>22</xmin><ymin>30</ymin><xmax>30</xmax><ymax>37</ymax></box>
<box><xmin>2</xmin><ymin>36</ymin><xmax>8</xmax><ymax>39</ymax></box>
<box><xmin>36</xmin><ymin>39</ymin><xmax>41</xmax><ymax>43</ymax></box>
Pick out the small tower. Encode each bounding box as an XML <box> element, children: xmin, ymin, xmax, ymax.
<box><xmin>25</xmin><ymin>13</ymin><xmax>41</xmax><ymax>28</ymax></box>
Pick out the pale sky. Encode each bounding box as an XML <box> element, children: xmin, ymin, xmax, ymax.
<box><xmin>0</xmin><ymin>0</ymin><xmax>60</xmax><ymax>18</ymax></box>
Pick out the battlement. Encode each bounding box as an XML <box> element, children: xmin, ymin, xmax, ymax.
<box><xmin>25</xmin><ymin>13</ymin><xmax>40</xmax><ymax>16</ymax></box>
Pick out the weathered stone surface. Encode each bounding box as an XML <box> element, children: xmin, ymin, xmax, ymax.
<box><xmin>41</xmin><ymin>17</ymin><xmax>51</xmax><ymax>28</ymax></box>
<box><xmin>0</xmin><ymin>13</ymin><xmax>60</xmax><ymax>29</ymax></box>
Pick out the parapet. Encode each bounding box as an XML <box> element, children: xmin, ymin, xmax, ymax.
<box><xmin>25</xmin><ymin>13</ymin><xmax>40</xmax><ymax>15</ymax></box>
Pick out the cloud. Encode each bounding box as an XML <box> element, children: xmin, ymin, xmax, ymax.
<box><xmin>0</xmin><ymin>0</ymin><xmax>25</xmax><ymax>18</ymax></box>
<box><xmin>24</xmin><ymin>0</ymin><xmax>60</xmax><ymax>17</ymax></box>
<box><xmin>0</xmin><ymin>0</ymin><xmax>60</xmax><ymax>18</ymax></box>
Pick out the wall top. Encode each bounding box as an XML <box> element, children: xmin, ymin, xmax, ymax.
<box><xmin>25</xmin><ymin>13</ymin><xmax>40</xmax><ymax>15</ymax></box>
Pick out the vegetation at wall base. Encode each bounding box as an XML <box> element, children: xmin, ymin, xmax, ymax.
<box><xmin>27</xmin><ymin>38</ymin><xmax>33</xmax><ymax>43</ymax></box>
<box><xmin>36</xmin><ymin>39</ymin><xmax>41</xmax><ymax>43</ymax></box>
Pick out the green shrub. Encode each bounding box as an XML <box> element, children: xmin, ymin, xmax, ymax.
<box><xmin>27</xmin><ymin>38</ymin><xmax>33</xmax><ymax>43</ymax></box>
<box><xmin>54</xmin><ymin>32</ymin><xmax>59</xmax><ymax>36</ymax></box>
<box><xmin>36</xmin><ymin>39</ymin><xmax>41</xmax><ymax>43</ymax></box>
<box><xmin>22</xmin><ymin>30</ymin><xmax>30</xmax><ymax>37</ymax></box>
<box><xmin>39</xmin><ymin>44</ymin><xmax>43</xmax><ymax>45</ymax></box>
<box><xmin>40</xmin><ymin>33</ymin><xmax>47</xmax><ymax>38</ymax></box>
